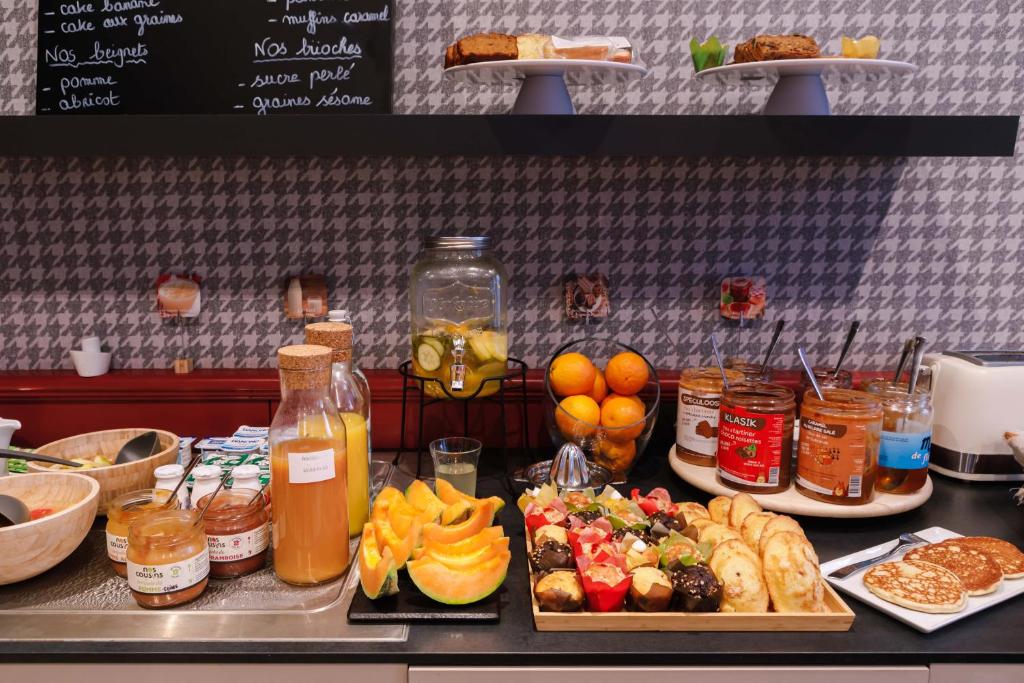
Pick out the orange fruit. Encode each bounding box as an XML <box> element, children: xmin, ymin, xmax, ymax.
<box><xmin>602</xmin><ymin>392</ymin><xmax>644</xmax><ymax>414</ymax></box>
<box><xmin>548</xmin><ymin>352</ymin><xmax>597</xmax><ymax>397</ymax></box>
<box><xmin>600</xmin><ymin>394</ymin><xmax>646</xmax><ymax>442</ymax></box>
<box><xmin>587</xmin><ymin>368</ymin><xmax>608</xmax><ymax>403</ymax></box>
<box><xmin>555</xmin><ymin>395</ymin><xmax>601</xmax><ymax>439</ymax></box>
<box><xmin>605</xmin><ymin>351</ymin><xmax>649</xmax><ymax>395</ymax></box>
<box><xmin>595</xmin><ymin>438</ymin><xmax>638</xmax><ymax>475</ymax></box>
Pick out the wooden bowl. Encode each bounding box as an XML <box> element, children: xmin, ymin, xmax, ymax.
<box><xmin>0</xmin><ymin>472</ymin><xmax>100</xmax><ymax>585</ymax></box>
<box><xmin>28</xmin><ymin>428</ymin><xmax>179</xmax><ymax>513</ymax></box>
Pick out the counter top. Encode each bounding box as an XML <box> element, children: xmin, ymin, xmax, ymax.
<box><xmin>3</xmin><ymin>443</ymin><xmax>1023</xmax><ymax>666</ymax></box>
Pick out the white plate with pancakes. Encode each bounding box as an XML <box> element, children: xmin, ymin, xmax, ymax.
<box><xmin>821</xmin><ymin>527</ymin><xmax>1024</xmax><ymax>632</ymax></box>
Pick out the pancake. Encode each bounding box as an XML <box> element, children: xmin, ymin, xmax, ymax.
<box><xmin>863</xmin><ymin>560</ymin><xmax>967</xmax><ymax>614</ymax></box>
<box><xmin>955</xmin><ymin>537</ymin><xmax>1024</xmax><ymax>579</ymax></box>
<box><xmin>904</xmin><ymin>541</ymin><xmax>1003</xmax><ymax>596</ymax></box>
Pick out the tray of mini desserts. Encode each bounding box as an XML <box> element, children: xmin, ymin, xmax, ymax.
<box><xmin>518</xmin><ymin>484</ymin><xmax>854</xmax><ymax>631</ymax></box>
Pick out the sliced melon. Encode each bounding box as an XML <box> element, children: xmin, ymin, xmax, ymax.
<box><xmin>422</xmin><ymin>501</ymin><xmax>495</xmax><ymax>546</ymax></box>
<box><xmin>435</xmin><ymin>478</ymin><xmax>506</xmax><ymax>515</ymax></box>
<box><xmin>359</xmin><ymin>522</ymin><xmax>398</xmax><ymax>599</ymax></box>
<box><xmin>373</xmin><ymin>486</ymin><xmax>405</xmax><ymax>518</ymax></box>
<box><xmin>405</xmin><ymin>479</ymin><xmax>447</xmax><ymax>521</ymax></box>
<box><xmin>373</xmin><ymin>516</ymin><xmax>421</xmax><ymax>570</ymax></box>
<box><xmin>441</xmin><ymin>499</ymin><xmax>474</xmax><ymax>526</ymax></box>
<box><xmin>412</xmin><ymin>537</ymin><xmax>510</xmax><ymax>569</ymax></box>
<box><xmin>407</xmin><ymin>550</ymin><xmax>511</xmax><ymax>605</ymax></box>
<box><xmin>423</xmin><ymin>525</ymin><xmax>504</xmax><ymax>555</ymax></box>
<box><xmin>389</xmin><ymin>497</ymin><xmax>441</xmax><ymax>537</ymax></box>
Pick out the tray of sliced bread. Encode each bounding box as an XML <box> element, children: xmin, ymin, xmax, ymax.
<box><xmin>519</xmin><ymin>484</ymin><xmax>854</xmax><ymax>631</ymax></box>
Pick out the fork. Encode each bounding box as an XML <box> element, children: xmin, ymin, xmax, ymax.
<box><xmin>827</xmin><ymin>532</ymin><xmax>929</xmax><ymax>580</ymax></box>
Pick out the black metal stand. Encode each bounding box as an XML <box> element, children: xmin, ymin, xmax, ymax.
<box><xmin>393</xmin><ymin>359</ymin><xmax>530</xmax><ymax>484</ymax></box>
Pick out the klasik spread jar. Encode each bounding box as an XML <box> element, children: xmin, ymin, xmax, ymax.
<box><xmin>105</xmin><ymin>489</ymin><xmax>180</xmax><ymax>578</ymax></box>
<box><xmin>676</xmin><ymin>367</ymin><xmax>744</xmax><ymax>467</ymax></box>
<box><xmin>197</xmin><ymin>489</ymin><xmax>270</xmax><ymax>579</ymax></box>
<box><xmin>716</xmin><ymin>383</ymin><xmax>796</xmax><ymax>493</ymax></box>
<box><xmin>796</xmin><ymin>389</ymin><xmax>882</xmax><ymax>505</ymax></box>
<box><xmin>126</xmin><ymin>509</ymin><xmax>209</xmax><ymax>609</ymax></box>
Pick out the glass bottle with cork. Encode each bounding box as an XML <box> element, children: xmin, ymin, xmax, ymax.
<box><xmin>305</xmin><ymin>321</ymin><xmax>371</xmax><ymax>538</ymax></box>
<box><xmin>269</xmin><ymin>344</ymin><xmax>349</xmax><ymax>585</ymax></box>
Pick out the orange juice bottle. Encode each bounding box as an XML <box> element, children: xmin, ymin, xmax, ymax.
<box><xmin>305</xmin><ymin>320</ymin><xmax>371</xmax><ymax>538</ymax></box>
<box><xmin>270</xmin><ymin>344</ymin><xmax>349</xmax><ymax>585</ymax></box>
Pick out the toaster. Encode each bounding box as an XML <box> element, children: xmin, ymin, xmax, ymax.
<box><xmin>924</xmin><ymin>351</ymin><xmax>1024</xmax><ymax>481</ymax></box>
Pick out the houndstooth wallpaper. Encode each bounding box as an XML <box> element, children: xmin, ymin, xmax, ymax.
<box><xmin>1</xmin><ymin>1</ymin><xmax>1022</xmax><ymax>372</ymax></box>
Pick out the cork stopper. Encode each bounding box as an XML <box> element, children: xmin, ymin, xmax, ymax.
<box><xmin>304</xmin><ymin>322</ymin><xmax>353</xmax><ymax>363</ymax></box>
<box><xmin>277</xmin><ymin>344</ymin><xmax>332</xmax><ymax>390</ymax></box>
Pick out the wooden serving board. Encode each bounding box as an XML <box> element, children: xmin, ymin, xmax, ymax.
<box><xmin>527</xmin><ymin>536</ymin><xmax>854</xmax><ymax>632</ymax></box>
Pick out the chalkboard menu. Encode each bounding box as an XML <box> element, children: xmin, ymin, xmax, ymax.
<box><xmin>36</xmin><ymin>0</ymin><xmax>393</xmax><ymax>115</ymax></box>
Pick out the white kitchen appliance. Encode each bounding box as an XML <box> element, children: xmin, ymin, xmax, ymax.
<box><xmin>924</xmin><ymin>351</ymin><xmax>1024</xmax><ymax>481</ymax></box>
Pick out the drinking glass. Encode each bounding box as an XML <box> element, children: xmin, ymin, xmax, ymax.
<box><xmin>429</xmin><ymin>437</ymin><xmax>482</xmax><ymax>496</ymax></box>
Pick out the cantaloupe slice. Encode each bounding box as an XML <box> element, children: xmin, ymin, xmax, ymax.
<box><xmin>373</xmin><ymin>486</ymin><xmax>405</xmax><ymax>518</ymax></box>
<box><xmin>373</xmin><ymin>515</ymin><xmax>422</xmax><ymax>570</ymax></box>
<box><xmin>389</xmin><ymin>497</ymin><xmax>441</xmax><ymax>537</ymax></box>
<box><xmin>423</xmin><ymin>525</ymin><xmax>504</xmax><ymax>555</ymax></box>
<box><xmin>412</xmin><ymin>537</ymin><xmax>510</xmax><ymax>569</ymax></box>
<box><xmin>441</xmin><ymin>499</ymin><xmax>474</xmax><ymax>526</ymax></box>
<box><xmin>359</xmin><ymin>522</ymin><xmax>398</xmax><ymax>599</ymax></box>
<box><xmin>422</xmin><ymin>501</ymin><xmax>495</xmax><ymax>546</ymax></box>
<box><xmin>435</xmin><ymin>478</ymin><xmax>506</xmax><ymax>514</ymax></box>
<box><xmin>407</xmin><ymin>550</ymin><xmax>511</xmax><ymax>605</ymax></box>
<box><xmin>405</xmin><ymin>479</ymin><xmax>447</xmax><ymax>521</ymax></box>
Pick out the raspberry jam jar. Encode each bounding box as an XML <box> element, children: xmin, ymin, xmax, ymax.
<box><xmin>197</xmin><ymin>489</ymin><xmax>270</xmax><ymax>579</ymax></box>
<box><xmin>716</xmin><ymin>383</ymin><xmax>796</xmax><ymax>494</ymax></box>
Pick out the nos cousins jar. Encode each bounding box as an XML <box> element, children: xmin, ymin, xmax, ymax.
<box><xmin>126</xmin><ymin>509</ymin><xmax>209</xmax><ymax>609</ymax></box>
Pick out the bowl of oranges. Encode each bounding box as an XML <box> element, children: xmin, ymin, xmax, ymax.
<box><xmin>544</xmin><ymin>339</ymin><xmax>660</xmax><ymax>482</ymax></box>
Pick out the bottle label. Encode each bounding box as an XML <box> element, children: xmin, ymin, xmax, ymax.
<box><xmin>288</xmin><ymin>448</ymin><xmax>336</xmax><ymax>484</ymax></box>
<box><xmin>879</xmin><ymin>430</ymin><xmax>931</xmax><ymax>470</ymax></box>
<box><xmin>796</xmin><ymin>417</ymin><xmax>871</xmax><ymax>498</ymax></box>
<box><xmin>127</xmin><ymin>548</ymin><xmax>209</xmax><ymax>595</ymax></box>
<box><xmin>106</xmin><ymin>531</ymin><xmax>128</xmax><ymax>563</ymax></box>
<box><xmin>717</xmin><ymin>405</ymin><xmax>786</xmax><ymax>487</ymax></box>
<box><xmin>676</xmin><ymin>387</ymin><xmax>723</xmax><ymax>459</ymax></box>
<box><xmin>208</xmin><ymin>523</ymin><xmax>269</xmax><ymax>562</ymax></box>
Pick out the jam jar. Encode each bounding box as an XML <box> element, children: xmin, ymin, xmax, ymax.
<box><xmin>126</xmin><ymin>509</ymin><xmax>209</xmax><ymax>609</ymax></box>
<box><xmin>675</xmin><ymin>367</ymin><xmax>744</xmax><ymax>467</ymax></box>
<box><xmin>796</xmin><ymin>389</ymin><xmax>883</xmax><ymax>505</ymax></box>
<box><xmin>716</xmin><ymin>383</ymin><xmax>796</xmax><ymax>494</ymax></box>
<box><xmin>105</xmin><ymin>489</ymin><xmax>180</xmax><ymax>578</ymax></box>
<box><xmin>197</xmin><ymin>489</ymin><xmax>270</xmax><ymax>578</ymax></box>
<box><xmin>409</xmin><ymin>236</ymin><xmax>510</xmax><ymax>399</ymax></box>
<box><xmin>864</xmin><ymin>381</ymin><xmax>933</xmax><ymax>494</ymax></box>
<box><xmin>724</xmin><ymin>357</ymin><xmax>773</xmax><ymax>384</ymax></box>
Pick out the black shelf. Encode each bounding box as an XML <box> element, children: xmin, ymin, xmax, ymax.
<box><xmin>0</xmin><ymin>114</ymin><xmax>1017</xmax><ymax>157</ymax></box>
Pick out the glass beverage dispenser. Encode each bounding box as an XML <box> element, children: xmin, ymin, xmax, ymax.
<box><xmin>410</xmin><ymin>236</ymin><xmax>509</xmax><ymax>399</ymax></box>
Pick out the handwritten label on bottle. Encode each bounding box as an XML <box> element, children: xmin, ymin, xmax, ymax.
<box><xmin>288</xmin><ymin>448</ymin><xmax>336</xmax><ymax>484</ymax></box>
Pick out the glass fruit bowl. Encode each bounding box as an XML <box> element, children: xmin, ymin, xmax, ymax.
<box><xmin>543</xmin><ymin>338</ymin><xmax>660</xmax><ymax>482</ymax></box>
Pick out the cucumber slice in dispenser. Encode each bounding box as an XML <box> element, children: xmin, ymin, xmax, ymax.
<box><xmin>416</xmin><ymin>342</ymin><xmax>442</xmax><ymax>372</ymax></box>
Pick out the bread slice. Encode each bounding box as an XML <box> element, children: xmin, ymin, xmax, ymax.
<box><xmin>762</xmin><ymin>531</ymin><xmax>827</xmax><ymax>613</ymax></box>
<box><xmin>516</xmin><ymin>34</ymin><xmax>552</xmax><ymax>60</ymax></box>
<box><xmin>707</xmin><ymin>495</ymin><xmax>732</xmax><ymax>525</ymax></box>
<box><xmin>956</xmin><ymin>537</ymin><xmax>1024</xmax><ymax>579</ymax></box>
<box><xmin>757</xmin><ymin>514</ymin><xmax>805</xmax><ymax>557</ymax></box>
<box><xmin>728</xmin><ymin>492</ymin><xmax>762</xmax><ymax>529</ymax></box>
<box><xmin>740</xmin><ymin>511</ymin><xmax>776</xmax><ymax>552</ymax></box>
<box><xmin>864</xmin><ymin>560</ymin><xmax>967</xmax><ymax>614</ymax></box>
<box><xmin>709</xmin><ymin>539</ymin><xmax>769</xmax><ymax>612</ymax></box>
<box><xmin>734</xmin><ymin>34</ymin><xmax>820</xmax><ymax>63</ymax></box>
<box><xmin>450</xmin><ymin>33</ymin><xmax>518</xmax><ymax>66</ymax></box>
<box><xmin>904</xmin><ymin>541</ymin><xmax>1003</xmax><ymax>596</ymax></box>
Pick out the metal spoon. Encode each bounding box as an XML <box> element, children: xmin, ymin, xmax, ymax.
<box><xmin>197</xmin><ymin>472</ymin><xmax>230</xmax><ymax>521</ymax></box>
<box><xmin>893</xmin><ymin>337</ymin><xmax>915</xmax><ymax>382</ymax></box>
<box><xmin>0</xmin><ymin>449</ymin><xmax>83</xmax><ymax>468</ymax></box>
<box><xmin>833</xmin><ymin>321</ymin><xmax>860</xmax><ymax>378</ymax></box>
<box><xmin>798</xmin><ymin>347</ymin><xmax>825</xmax><ymax>401</ymax></box>
<box><xmin>907</xmin><ymin>337</ymin><xmax>928</xmax><ymax>395</ymax></box>
<box><xmin>760</xmin><ymin>320</ymin><xmax>785</xmax><ymax>378</ymax></box>
<box><xmin>114</xmin><ymin>430</ymin><xmax>160</xmax><ymax>465</ymax></box>
<box><xmin>0</xmin><ymin>494</ymin><xmax>30</xmax><ymax>527</ymax></box>
<box><xmin>165</xmin><ymin>453</ymin><xmax>202</xmax><ymax>505</ymax></box>
<box><xmin>709</xmin><ymin>334</ymin><xmax>730</xmax><ymax>391</ymax></box>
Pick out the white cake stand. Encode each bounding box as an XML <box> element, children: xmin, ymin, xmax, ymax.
<box><xmin>696</xmin><ymin>57</ymin><xmax>918</xmax><ymax>115</ymax></box>
<box><xmin>444</xmin><ymin>59</ymin><xmax>648</xmax><ymax>114</ymax></box>
<box><xmin>668</xmin><ymin>447</ymin><xmax>933</xmax><ymax>518</ymax></box>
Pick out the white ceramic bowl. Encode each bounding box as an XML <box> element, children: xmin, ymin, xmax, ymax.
<box><xmin>0</xmin><ymin>472</ymin><xmax>100</xmax><ymax>585</ymax></box>
<box><xmin>70</xmin><ymin>350</ymin><xmax>111</xmax><ymax>377</ymax></box>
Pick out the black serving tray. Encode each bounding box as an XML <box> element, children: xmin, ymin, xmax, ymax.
<box><xmin>347</xmin><ymin>572</ymin><xmax>501</xmax><ymax>623</ymax></box>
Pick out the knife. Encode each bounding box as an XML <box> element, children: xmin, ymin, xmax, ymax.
<box><xmin>827</xmin><ymin>532</ymin><xmax>929</xmax><ymax>580</ymax></box>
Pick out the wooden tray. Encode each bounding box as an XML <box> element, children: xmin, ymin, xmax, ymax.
<box><xmin>527</xmin><ymin>534</ymin><xmax>855</xmax><ymax>632</ymax></box>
